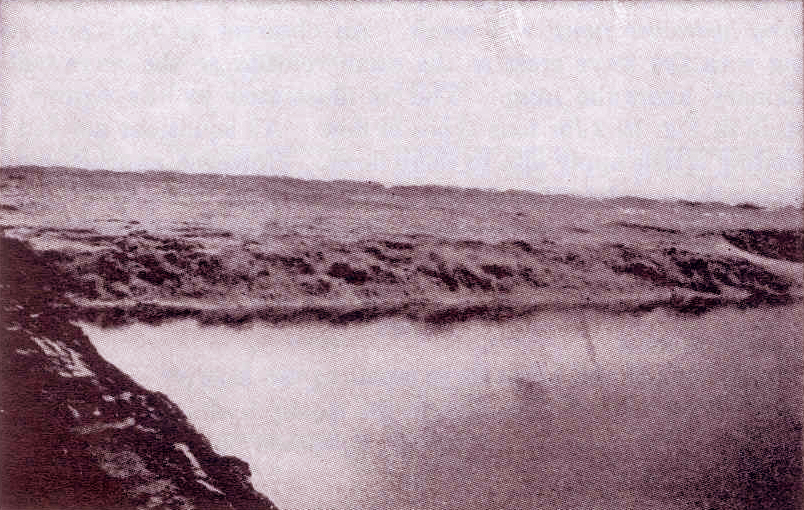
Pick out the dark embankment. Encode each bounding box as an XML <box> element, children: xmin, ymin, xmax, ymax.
<box><xmin>0</xmin><ymin>236</ymin><xmax>279</xmax><ymax>510</ymax></box>
<box><xmin>26</xmin><ymin>226</ymin><xmax>801</xmax><ymax>327</ymax></box>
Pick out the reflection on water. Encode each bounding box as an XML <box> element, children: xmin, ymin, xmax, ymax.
<box><xmin>83</xmin><ymin>305</ymin><xmax>802</xmax><ymax>510</ymax></box>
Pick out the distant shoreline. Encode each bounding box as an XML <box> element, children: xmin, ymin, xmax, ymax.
<box><xmin>3</xmin><ymin>164</ymin><xmax>801</xmax><ymax>210</ymax></box>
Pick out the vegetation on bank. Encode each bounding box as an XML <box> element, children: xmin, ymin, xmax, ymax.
<box><xmin>7</xmin><ymin>225</ymin><xmax>795</xmax><ymax>327</ymax></box>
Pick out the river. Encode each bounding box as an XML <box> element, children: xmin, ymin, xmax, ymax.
<box><xmin>82</xmin><ymin>304</ymin><xmax>802</xmax><ymax>510</ymax></box>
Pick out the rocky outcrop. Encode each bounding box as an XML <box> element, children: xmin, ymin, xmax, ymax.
<box><xmin>0</xmin><ymin>237</ymin><xmax>279</xmax><ymax>510</ymax></box>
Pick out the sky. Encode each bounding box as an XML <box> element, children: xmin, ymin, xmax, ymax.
<box><xmin>1</xmin><ymin>1</ymin><xmax>802</xmax><ymax>205</ymax></box>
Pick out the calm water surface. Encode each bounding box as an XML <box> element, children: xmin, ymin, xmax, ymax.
<box><xmin>83</xmin><ymin>305</ymin><xmax>802</xmax><ymax>510</ymax></box>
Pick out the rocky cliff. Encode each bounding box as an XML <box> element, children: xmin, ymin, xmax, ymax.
<box><xmin>1</xmin><ymin>236</ymin><xmax>279</xmax><ymax>510</ymax></box>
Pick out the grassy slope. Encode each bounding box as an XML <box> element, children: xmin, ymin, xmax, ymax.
<box><xmin>1</xmin><ymin>165</ymin><xmax>802</xmax><ymax>325</ymax></box>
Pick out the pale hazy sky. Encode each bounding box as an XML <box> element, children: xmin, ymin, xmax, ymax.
<box><xmin>1</xmin><ymin>1</ymin><xmax>802</xmax><ymax>204</ymax></box>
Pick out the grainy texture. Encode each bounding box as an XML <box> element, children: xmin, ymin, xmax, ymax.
<box><xmin>1</xmin><ymin>166</ymin><xmax>802</xmax><ymax>510</ymax></box>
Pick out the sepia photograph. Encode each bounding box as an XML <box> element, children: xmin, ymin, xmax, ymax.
<box><xmin>1</xmin><ymin>1</ymin><xmax>802</xmax><ymax>509</ymax></box>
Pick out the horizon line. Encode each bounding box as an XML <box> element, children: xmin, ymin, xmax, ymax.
<box><xmin>2</xmin><ymin>162</ymin><xmax>802</xmax><ymax>210</ymax></box>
